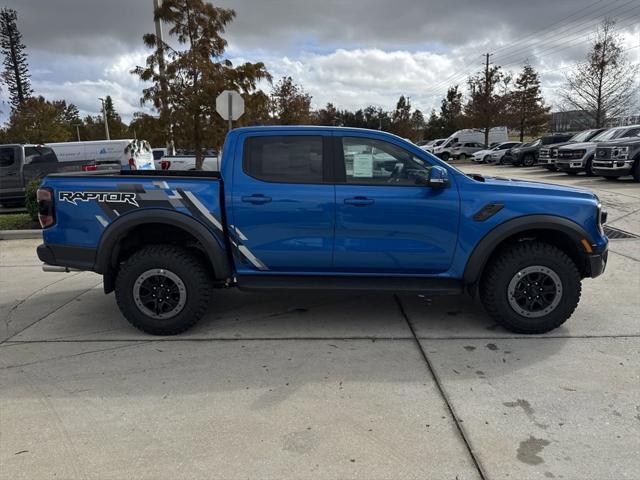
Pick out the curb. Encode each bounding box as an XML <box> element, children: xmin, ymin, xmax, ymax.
<box><xmin>0</xmin><ymin>229</ymin><xmax>42</xmax><ymax>240</ymax></box>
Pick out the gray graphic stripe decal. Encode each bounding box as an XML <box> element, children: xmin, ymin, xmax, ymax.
<box><xmin>180</xmin><ymin>190</ymin><xmax>224</xmax><ymax>231</ymax></box>
<box><xmin>237</xmin><ymin>245</ymin><xmax>269</xmax><ymax>271</ymax></box>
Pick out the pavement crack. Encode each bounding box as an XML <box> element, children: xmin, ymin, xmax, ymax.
<box><xmin>393</xmin><ymin>294</ymin><xmax>488</xmax><ymax>480</ymax></box>
<box><xmin>1</xmin><ymin>280</ymin><xmax>102</xmax><ymax>345</ymax></box>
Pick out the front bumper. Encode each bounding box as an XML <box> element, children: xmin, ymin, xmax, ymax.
<box><xmin>556</xmin><ymin>160</ymin><xmax>584</xmax><ymax>172</ymax></box>
<box><xmin>588</xmin><ymin>249</ymin><xmax>608</xmax><ymax>278</ymax></box>
<box><xmin>592</xmin><ymin>160</ymin><xmax>633</xmax><ymax>174</ymax></box>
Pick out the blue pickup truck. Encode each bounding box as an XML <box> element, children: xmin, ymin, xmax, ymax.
<box><xmin>36</xmin><ymin>126</ymin><xmax>608</xmax><ymax>335</ymax></box>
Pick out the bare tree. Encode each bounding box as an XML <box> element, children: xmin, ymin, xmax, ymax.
<box><xmin>560</xmin><ymin>18</ymin><xmax>639</xmax><ymax>128</ymax></box>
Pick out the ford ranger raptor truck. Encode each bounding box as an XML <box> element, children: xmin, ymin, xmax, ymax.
<box><xmin>593</xmin><ymin>136</ymin><xmax>640</xmax><ymax>182</ymax></box>
<box><xmin>35</xmin><ymin>126</ymin><xmax>609</xmax><ymax>335</ymax></box>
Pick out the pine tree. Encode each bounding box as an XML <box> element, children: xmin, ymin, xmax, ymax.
<box><xmin>439</xmin><ymin>86</ymin><xmax>463</xmax><ymax>136</ymax></box>
<box><xmin>509</xmin><ymin>64</ymin><xmax>550</xmax><ymax>142</ymax></box>
<box><xmin>0</xmin><ymin>7</ymin><xmax>32</xmax><ymax>110</ymax></box>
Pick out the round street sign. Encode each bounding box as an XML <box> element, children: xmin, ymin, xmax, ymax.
<box><xmin>216</xmin><ymin>90</ymin><xmax>245</xmax><ymax>121</ymax></box>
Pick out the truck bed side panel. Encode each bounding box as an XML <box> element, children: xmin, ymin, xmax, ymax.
<box><xmin>41</xmin><ymin>175</ymin><xmax>226</xmax><ymax>252</ymax></box>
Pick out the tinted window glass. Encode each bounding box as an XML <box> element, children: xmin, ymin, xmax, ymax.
<box><xmin>244</xmin><ymin>136</ymin><xmax>323</xmax><ymax>183</ymax></box>
<box><xmin>153</xmin><ymin>150</ymin><xmax>165</xmax><ymax>160</ymax></box>
<box><xmin>24</xmin><ymin>147</ymin><xmax>57</xmax><ymax>164</ymax></box>
<box><xmin>342</xmin><ymin>137</ymin><xmax>430</xmax><ymax>186</ymax></box>
<box><xmin>0</xmin><ymin>147</ymin><xmax>15</xmax><ymax>167</ymax></box>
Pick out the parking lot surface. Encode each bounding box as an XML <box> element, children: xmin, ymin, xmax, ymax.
<box><xmin>1</xmin><ymin>164</ymin><xmax>639</xmax><ymax>480</ymax></box>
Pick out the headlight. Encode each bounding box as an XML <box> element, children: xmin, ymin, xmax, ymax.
<box><xmin>612</xmin><ymin>146</ymin><xmax>629</xmax><ymax>160</ymax></box>
<box><xmin>597</xmin><ymin>202</ymin><xmax>607</xmax><ymax>234</ymax></box>
<box><xmin>571</xmin><ymin>150</ymin><xmax>586</xmax><ymax>159</ymax></box>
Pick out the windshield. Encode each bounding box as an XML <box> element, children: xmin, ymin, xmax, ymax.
<box><xmin>569</xmin><ymin>130</ymin><xmax>597</xmax><ymax>142</ymax></box>
<box><xmin>434</xmin><ymin>139</ymin><xmax>445</xmax><ymax>146</ymax></box>
<box><xmin>591</xmin><ymin>128</ymin><xmax>624</xmax><ymax>142</ymax></box>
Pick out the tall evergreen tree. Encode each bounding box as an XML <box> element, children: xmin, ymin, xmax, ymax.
<box><xmin>0</xmin><ymin>7</ymin><xmax>32</xmax><ymax>110</ymax></box>
<box><xmin>509</xmin><ymin>63</ymin><xmax>550</xmax><ymax>142</ymax></box>
<box><xmin>133</xmin><ymin>0</ymin><xmax>271</xmax><ymax>168</ymax></box>
<box><xmin>270</xmin><ymin>76</ymin><xmax>312</xmax><ymax>124</ymax></box>
<box><xmin>439</xmin><ymin>86</ymin><xmax>463</xmax><ymax>136</ymax></box>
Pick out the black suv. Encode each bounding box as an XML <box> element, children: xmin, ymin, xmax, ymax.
<box><xmin>503</xmin><ymin>133</ymin><xmax>574</xmax><ymax>167</ymax></box>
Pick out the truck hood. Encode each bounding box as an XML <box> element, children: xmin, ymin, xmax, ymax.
<box><xmin>558</xmin><ymin>141</ymin><xmax>596</xmax><ymax>150</ymax></box>
<box><xmin>470</xmin><ymin>174</ymin><xmax>596</xmax><ymax>200</ymax></box>
<box><xmin>597</xmin><ymin>137</ymin><xmax>640</xmax><ymax>147</ymax></box>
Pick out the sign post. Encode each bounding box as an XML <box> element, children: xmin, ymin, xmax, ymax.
<box><xmin>216</xmin><ymin>90</ymin><xmax>245</xmax><ymax>132</ymax></box>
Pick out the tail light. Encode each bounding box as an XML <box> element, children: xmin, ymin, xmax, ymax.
<box><xmin>160</xmin><ymin>160</ymin><xmax>171</xmax><ymax>170</ymax></box>
<box><xmin>128</xmin><ymin>158</ymin><xmax>137</xmax><ymax>170</ymax></box>
<box><xmin>82</xmin><ymin>164</ymin><xmax>97</xmax><ymax>172</ymax></box>
<box><xmin>37</xmin><ymin>187</ymin><xmax>55</xmax><ymax>228</ymax></box>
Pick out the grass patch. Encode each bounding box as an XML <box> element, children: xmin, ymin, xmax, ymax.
<box><xmin>0</xmin><ymin>213</ymin><xmax>40</xmax><ymax>230</ymax></box>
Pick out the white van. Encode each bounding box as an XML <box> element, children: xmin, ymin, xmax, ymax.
<box><xmin>433</xmin><ymin>127</ymin><xmax>508</xmax><ymax>161</ymax></box>
<box><xmin>47</xmin><ymin>139</ymin><xmax>155</xmax><ymax>171</ymax></box>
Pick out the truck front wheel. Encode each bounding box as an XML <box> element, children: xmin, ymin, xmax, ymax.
<box><xmin>480</xmin><ymin>242</ymin><xmax>581</xmax><ymax>334</ymax></box>
<box><xmin>115</xmin><ymin>245</ymin><xmax>213</xmax><ymax>335</ymax></box>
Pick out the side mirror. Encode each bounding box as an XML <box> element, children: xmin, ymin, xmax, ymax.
<box><xmin>418</xmin><ymin>165</ymin><xmax>449</xmax><ymax>188</ymax></box>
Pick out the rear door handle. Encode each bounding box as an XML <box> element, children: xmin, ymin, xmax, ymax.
<box><xmin>241</xmin><ymin>194</ymin><xmax>272</xmax><ymax>205</ymax></box>
<box><xmin>344</xmin><ymin>196</ymin><xmax>374</xmax><ymax>206</ymax></box>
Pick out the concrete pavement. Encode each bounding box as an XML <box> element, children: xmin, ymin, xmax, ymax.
<box><xmin>1</xmin><ymin>165</ymin><xmax>639</xmax><ymax>479</ymax></box>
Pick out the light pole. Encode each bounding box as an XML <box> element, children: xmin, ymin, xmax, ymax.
<box><xmin>99</xmin><ymin>97</ymin><xmax>111</xmax><ymax>140</ymax></box>
<box><xmin>72</xmin><ymin>123</ymin><xmax>82</xmax><ymax>141</ymax></box>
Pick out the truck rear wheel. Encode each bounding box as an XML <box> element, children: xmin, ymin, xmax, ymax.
<box><xmin>480</xmin><ymin>241</ymin><xmax>581</xmax><ymax>334</ymax></box>
<box><xmin>115</xmin><ymin>245</ymin><xmax>213</xmax><ymax>335</ymax></box>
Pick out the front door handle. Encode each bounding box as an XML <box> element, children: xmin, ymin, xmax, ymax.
<box><xmin>344</xmin><ymin>196</ymin><xmax>374</xmax><ymax>206</ymax></box>
<box><xmin>241</xmin><ymin>194</ymin><xmax>272</xmax><ymax>205</ymax></box>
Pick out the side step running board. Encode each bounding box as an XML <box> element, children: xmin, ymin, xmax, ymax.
<box><xmin>238</xmin><ymin>275</ymin><xmax>464</xmax><ymax>295</ymax></box>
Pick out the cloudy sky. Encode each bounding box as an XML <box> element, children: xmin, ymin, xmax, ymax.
<box><xmin>2</xmin><ymin>0</ymin><xmax>639</xmax><ymax>123</ymax></box>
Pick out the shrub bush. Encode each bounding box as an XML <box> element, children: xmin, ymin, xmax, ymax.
<box><xmin>25</xmin><ymin>179</ymin><xmax>42</xmax><ymax>222</ymax></box>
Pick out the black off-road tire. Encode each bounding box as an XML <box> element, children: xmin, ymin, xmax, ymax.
<box><xmin>480</xmin><ymin>241</ymin><xmax>581</xmax><ymax>334</ymax></box>
<box><xmin>115</xmin><ymin>245</ymin><xmax>213</xmax><ymax>335</ymax></box>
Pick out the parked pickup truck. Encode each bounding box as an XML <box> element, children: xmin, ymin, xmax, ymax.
<box><xmin>538</xmin><ymin>128</ymin><xmax>607</xmax><ymax>171</ymax></box>
<box><xmin>36</xmin><ymin>126</ymin><xmax>608</xmax><ymax>335</ymax></box>
<box><xmin>155</xmin><ymin>154</ymin><xmax>221</xmax><ymax>171</ymax></box>
<box><xmin>592</xmin><ymin>136</ymin><xmax>640</xmax><ymax>182</ymax></box>
<box><xmin>556</xmin><ymin>125</ymin><xmax>640</xmax><ymax>176</ymax></box>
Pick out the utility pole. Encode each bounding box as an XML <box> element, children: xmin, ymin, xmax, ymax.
<box><xmin>99</xmin><ymin>97</ymin><xmax>110</xmax><ymax>140</ymax></box>
<box><xmin>153</xmin><ymin>0</ymin><xmax>175</xmax><ymax>154</ymax></box>
<box><xmin>72</xmin><ymin>123</ymin><xmax>82</xmax><ymax>141</ymax></box>
<box><xmin>482</xmin><ymin>52</ymin><xmax>494</xmax><ymax>147</ymax></box>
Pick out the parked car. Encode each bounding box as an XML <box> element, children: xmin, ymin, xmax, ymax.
<box><xmin>37</xmin><ymin>126</ymin><xmax>608</xmax><ymax>336</ymax></box>
<box><xmin>420</xmin><ymin>138</ymin><xmax>446</xmax><ymax>153</ymax></box>
<box><xmin>556</xmin><ymin>125</ymin><xmax>640</xmax><ymax>176</ymax></box>
<box><xmin>450</xmin><ymin>142</ymin><xmax>485</xmax><ymax>160</ymax></box>
<box><xmin>592</xmin><ymin>136</ymin><xmax>640</xmax><ymax>182</ymax></box>
<box><xmin>475</xmin><ymin>141</ymin><xmax>523</xmax><ymax>163</ymax></box>
<box><xmin>538</xmin><ymin>129</ymin><xmax>607</xmax><ymax>171</ymax></box>
<box><xmin>503</xmin><ymin>133</ymin><xmax>574</xmax><ymax>167</ymax></box>
<box><xmin>434</xmin><ymin>127</ymin><xmax>508</xmax><ymax>161</ymax></box>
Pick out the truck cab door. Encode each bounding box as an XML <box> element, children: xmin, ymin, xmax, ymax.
<box><xmin>0</xmin><ymin>146</ymin><xmax>24</xmax><ymax>202</ymax></box>
<box><xmin>333</xmin><ymin>135</ymin><xmax>459</xmax><ymax>274</ymax></box>
<box><xmin>229</xmin><ymin>132</ymin><xmax>335</xmax><ymax>274</ymax></box>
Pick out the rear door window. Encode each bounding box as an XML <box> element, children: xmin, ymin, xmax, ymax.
<box><xmin>0</xmin><ymin>147</ymin><xmax>15</xmax><ymax>167</ymax></box>
<box><xmin>243</xmin><ymin>136</ymin><xmax>323</xmax><ymax>183</ymax></box>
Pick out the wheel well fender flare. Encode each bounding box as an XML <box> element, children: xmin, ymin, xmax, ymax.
<box><xmin>463</xmin><ymin>214</ymin><xmax>593</xmax><ymax>285</ymax></box>
<box><xmin>95</xmin><ymin>209</ymin><xmax>231</xmax><ymax>280</ymax></box>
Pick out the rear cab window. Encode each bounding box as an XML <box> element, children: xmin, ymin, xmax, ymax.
<box><xmin>243</xmin><ymin>136</ymin><xmax>324</xmax><ymax>183</ymax></box>
<box><xmin>24</xmin><ymin>147</ymin><xmax>57</xmax><ymax>164</ymax></box>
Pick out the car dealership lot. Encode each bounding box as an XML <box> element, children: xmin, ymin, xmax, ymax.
<box><xmin>1</xmin><ymin>165</ymin><xmax>639</xmax><ymax>480</ymax></box>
